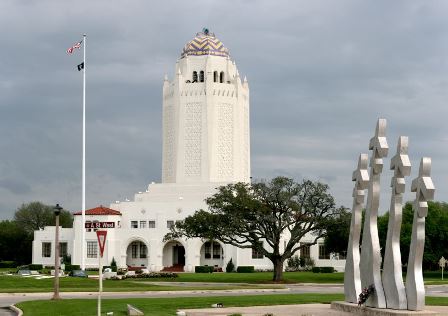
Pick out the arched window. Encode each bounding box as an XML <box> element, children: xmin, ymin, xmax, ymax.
<box><xmin>213</xmin><ymin>71</ymin><xmax>218</xmax><ymax>82</ymax></box>
<box><xmin>220</xmin><ymin>71</ymin><xmax>225</xmax><ymax>83</ymax></box>
<box><xmin>192</xmin><ymin>71</ymin><xmax>198</xmax><ymax>82</ymax></box>
<box><xmin>199</xmin><ymin>71</ymin><xmax>204</xmax><ymax>82</ymax></box>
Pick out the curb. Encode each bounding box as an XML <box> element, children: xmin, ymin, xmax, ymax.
<box><xmin>9</xmin><ymin>305</ymin><xmax>23</xmax><ymax>316</ymax></box>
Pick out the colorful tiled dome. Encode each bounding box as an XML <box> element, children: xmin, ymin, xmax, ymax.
<box><xmin>181</xmin><ymin>28</ymin><xmax>229</xmax><ymax>58</ymax></box>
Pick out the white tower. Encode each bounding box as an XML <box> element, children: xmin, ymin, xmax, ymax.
<box><xmin>162</xmin><ymin>29</ymin><xmax>250</xmax><ymax>184</ymax></box>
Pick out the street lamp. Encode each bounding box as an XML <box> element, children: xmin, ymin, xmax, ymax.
<box><xmin>52</xmin><ymin>203</ymin><xmax>63</xmax><ymax>300</ymax></box>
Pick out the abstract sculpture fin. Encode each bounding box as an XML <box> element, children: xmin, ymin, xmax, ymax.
<box><xmin>382</xmin><ymin>136</ymin><xmax>411</xmax><ymax>309</ymax></box>
<box><xmin>406</xmin><ymin>157</ymin><xmax>435</xmax><ymax>311</ymax></box>
<box><xmin>360</xmin><ymin>118</ymin><xmax>388</xmax><ymax>308</ymax></box>
<box><xmin>344</xmin><ymin>153</ymin><xmax>369</xmax><ymax>303</ymax></box>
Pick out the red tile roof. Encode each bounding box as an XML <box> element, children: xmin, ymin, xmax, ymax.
<box><xmin>73</xmin><ymin>206</ymin><xmax>122</xmax><ymax>216</ymax></box>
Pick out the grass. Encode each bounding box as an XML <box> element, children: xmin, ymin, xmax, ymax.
<box><xmin>0</xmin><ymin>275</ymin><xmax>283</xmax><ymax>293</ymax></box>
<box><xmin>16</xmin><ymin>294</ymin><xmax>448</xmax><ymax>316</ymax></box>
<box><xmin>17</xmin><ymin>293</ymin><xmax>345</xmax><ymax>316</ymax></box>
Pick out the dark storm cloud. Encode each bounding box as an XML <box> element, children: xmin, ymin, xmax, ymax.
<box><xmin>1</xmin><ymin>0</ymin><xmax>448</xmax><ymax>218</ymax></box>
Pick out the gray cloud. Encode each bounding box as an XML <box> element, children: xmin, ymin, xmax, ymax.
<box><xmin>1</xmin><ymin>0</ymin><xmax>448</xmax><ymax>218</ymax></box>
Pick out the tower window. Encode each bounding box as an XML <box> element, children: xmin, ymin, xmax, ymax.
<box><xmin>192</xmin><ymin>71</ymin><xmax>198</xmax><ymax>82</ymax></box>
<box><xmin>220</xmin><ymin>71</ymin><xmax>225</xmax><ymax>83</ymax></box>
<box><xmin>213</xmin><ymin>71</ymin><xmax>218</xmax><ymax>82</ymax></box>
<box><xmin>199</xmin><ymin>71</ymin><xmax>204</xmax><ymax>82</ymax></box>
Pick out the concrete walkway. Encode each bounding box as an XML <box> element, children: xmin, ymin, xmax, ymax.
<box><xmin>182</xmin><ymin>304</ymin><xmax>448</xmax><ymax>316</ymax></box>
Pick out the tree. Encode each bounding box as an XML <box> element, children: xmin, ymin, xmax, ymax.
<box><xmin>324</xmin><ymin>207</ymin><xmax>351</xmax><ymax>256</ymax></box>
<box><xmin>0</xmin><ymin>220</ymin><xmax>32</xmax><ymax>264</ymax></box>
<box><xmin>165</xmin><ymin>177</ymin><xmax>342</xmax><ymax>281</ymax></box>
<box><xmin>14</xmin><ymin>201</ymin><xmax>73</xmax><ymax>234</ymax></box>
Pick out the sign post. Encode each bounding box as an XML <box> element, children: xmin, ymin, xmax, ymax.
<box><xmin>439</xmin><ymin>257</ymin><xmax>447</xmax><ymax>280</ymax></box>
<box><xmin>96</xmin><ymin>230</ymin><xmax>107</xmax><ymax>316</ymax></box>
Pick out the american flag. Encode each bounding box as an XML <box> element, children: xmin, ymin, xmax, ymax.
<box><xmin>66</xmin><ymin>41</ymin><xmax>82</xmax><ymax>54</ymax></box>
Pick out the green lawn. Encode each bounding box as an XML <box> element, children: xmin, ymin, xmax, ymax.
<box><xmin>16</xmin><ymin>294</ymin><xmax>448</xmax><ymax>316</ymax></box>
<box><xmin>17</xmin><ymin>293</ymin><xmax>344</xmax><ymax>316</ymax></box>
<box><xmin>0</xmin><ymin>275</ymin><xmax>283</xmax><ymax>293</ymax></box>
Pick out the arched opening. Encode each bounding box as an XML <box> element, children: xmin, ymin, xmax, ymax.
<box><xmin>199</xmin><ymin>71</ymin><xmax>204</xmax><ymax>82</ymax></box>
<box><xmin>126</xmin><ymin>240</ymin><xmax>149</xmax><ymax>268</ymax></box>
<box><xmin>213</xmin><ymin>71</ymin><xmax>218</xmax><ymax>82</ymax></box>
<box><xmin>200</xmin><ymin>241</ymin><xmax>224</xmax><ymax>271</ymax></box>
<box><xmin>162</xmin><ymin>240</ymin><xmax>185</xmax><ymax>272</ymax></box>
<box><xmin>192</xmin><ymin>71</ymin><xmax>198</xmax><ymax>82</ymax></box>
<box><xmin>220</xmin><ymin>71</ymin><xmax>225</xmax><ymax>83</ymax></box>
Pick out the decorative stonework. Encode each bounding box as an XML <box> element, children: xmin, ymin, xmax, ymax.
<box><xmin>162</xmin><ymin>105</ymin><xmax>175</xmax><ymax>182</ymax></box>
<box><xmin>243</xmin><ymin>104</ymin><xmax>249</xmax><ymax>180</ymax></box>
<box><xmin>184</xmin><ymin>102</ymin><xmax>202</xmax><ymax>177</ymax></box>
<box><xmin>217</xmin><ymin>103</ymin><xmax>234</xmax><ymax>179</ymax></box>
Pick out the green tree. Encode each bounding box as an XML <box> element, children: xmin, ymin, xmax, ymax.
<box><xmin>0</xmin><ymin>220</ymin><xmax>32</xmax><ymax>264</ymax></box>
<box><xmin>324</xmin><ymin>207</ymin><xmax>351</xmax><ymax>255</ymax></box>
<box><xmin>165</xmin><ymin>177</ymin><xmax>342</xmax><ymax>281</ymax></box>
<box><xmin>14</xmin><ymin>201</ymin><xmax>73</xmax><ymax>234</ymax></box>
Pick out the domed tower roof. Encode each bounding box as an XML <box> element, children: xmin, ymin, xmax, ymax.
<box><xmin>181</xmin><ymin>28</ymin><xmax>229</xmax><ymax>58</ymax></box>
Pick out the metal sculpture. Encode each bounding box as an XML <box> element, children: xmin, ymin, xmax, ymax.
<box><xmin>344</xmin><ymin>154</ymin><xmax>369</xmax><ymax>303</ymax></box>
<box><xmin>382</xmin><ymin>136</ymin><xmax>411</xmax><ymax>309</ymax></box>
<box><xmin>359</xmin><ymin>118</ymin><xmax>388</xmax><ymax>308</ymax></box>
<box><xmin>406</xmin><ymin>158</ymin><xmax>435</xmax><ymax>311</ymax></box>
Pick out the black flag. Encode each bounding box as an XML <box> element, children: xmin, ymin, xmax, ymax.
<box><xmin>77</xmin><ymin>62</ymin><xmax>84</xmax><ymax>71</ymax></box>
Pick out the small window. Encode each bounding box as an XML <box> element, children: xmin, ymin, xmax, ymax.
<box><xmin>300</xmin><ymin>243</ymin><xmax>311</xmax><ymax>259</ymax></box>
<box><xmin>204</xmin><ymin>242</ymin><xmax>211</xmax><ymax>259</ymax></box>
<box><xmin>252</xmin><ymin>242</ymin><xmax>264</xmax><ymax>259</ymax></box>
<box><xmin>199</xmin><ymin>71</ymin><xmax>204</xmax><ymax>82</ymax></box>
<box><xmin>131</xmin><ymin>221</ymin><xmax>138</xmax><ymax>229</ymax></box>
<box><xmin>318</xmin><ymin>243</ymin><xmax>330</xmax><ymax>259</ymax></box>
<box><xmin>192</xmin><ymin>71</ymin><xmax>198</xmax><ymax>82</ymax></box>
<box><xmin>213</xmin><ymin>71</ymin><xmax>218</xmax><ymax>82</ymax></box>
<box><xmin>220</xmin><ymin>71</ymin><xmax>225</xmax><ymax>83</ymax></box>
<box><xmin>213</xmin><ymin>243</ymin><xmax>221</xmax><ymax>259</ymax></box>
<box><xmin>167</xmin><ymin>220</ymin><xmax>174</xmax><ymax>229</ymax></box>
<box><xmin>140</xmin><ymin>243</ymin><xmax>147</xmax><ymax>258</ymax></box>
<box><xmin>42</xmin><ymin>242</ymin><xmax>51</xmax><ymax>258</ymax></box>
<box><xmin>140</xmin><ymin>221</ymin><xmax>146</xmax><ymax>229</ymax></box>
<box><xmin>59</xmin><ymin>242</ymin><xmax>68</xmax><ymax>258</ymax></box>
<box><xmin>148</xmin><ymin>220</ymin><xmax>156</xmax><ymax>228</ymax></box>
<box><xmin>87</xmin><ymin>241</ymin><xmax>97</xmax><ymax>258</ymax></box>
<box><xmin>131</xmin><ymin>242</ymin><xmax>138</xmax><ymax>258</ymax></box>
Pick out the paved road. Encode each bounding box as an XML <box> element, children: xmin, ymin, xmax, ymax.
<box><xmin>0</xmin><ymin>284</ymin><xmax>447</xmax><ymax>311</ymax></box>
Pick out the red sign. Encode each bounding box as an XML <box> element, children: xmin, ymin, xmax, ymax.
<box><xmin>96</xmin><ymin>230</ymin><xmax>107</xmax><ymax>257</ymax></box>
<box><xmin>85</xmin><ymin>222</ymin><xmax>115</xmax><ymax>229</ymax></box>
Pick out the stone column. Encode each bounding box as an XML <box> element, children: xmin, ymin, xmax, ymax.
<box><xmin>360</xmin><ymin>118</ymin><xmax>388</xmax><ymax>308</ymax></box>
<box><xmin>382</xmin><ymin>136</ymin><xmax>411</xmax><ymax>309</ymax></box>
<box><xmin>344</xmin><ymin>154</ymin><xmax>369</xmax><ymax>303</ymax></box>
<box><xmin>406</xmin><ymin>158</ymin><xmax>435</xmax><ymax>311</ymax></box>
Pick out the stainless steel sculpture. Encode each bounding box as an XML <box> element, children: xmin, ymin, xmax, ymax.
<box><xmin>406</xmin><ymin>158</ymin><xmax>435</xmax><ymax>311</ymax></box>
<box><xmin>344</xmin><ymin>154</ymin><xmax>369</xmax><ymax>303</ymax></box>
<box><xmin>382</xmin><ymin>136</ymin><xmax>411</xmax><ymax>309</ymax></box>
<box><xmin>359</xmin><ymin>118</ymin><xmax>388</xmax><ymax>308</ymax></box>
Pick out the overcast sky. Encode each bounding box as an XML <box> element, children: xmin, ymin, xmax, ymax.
<box><xmin>1</xmin><ymin>0</ymin><xmax>447</xmax><ymax>219</ymax></box>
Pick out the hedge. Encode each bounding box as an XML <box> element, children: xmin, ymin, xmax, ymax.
<box><xmin>320</xmin><ymin>266</ymin><xmax>335</xmax><ymax>273</ymax></box>
<box><xmin>29</xmin><ymin>264</ymin><xmax>43</xmax><ymax>271</ymax></box>
<box><xmin>195</xmin><ymin>266</ymin><xmax>214</xmax><ymax>273</ymax></box>
<box><xmin>312</xmin><ymin>267</ymin><xmax>321</xmax><ymax>273</ymax></box>
<box><xmin>236</xmin><ymin>266</ymin><xmax>254</xmax><ymax>273</ymax></box>
<box><xmin>0</xmin><ymin>261</ymin><xmax>16</xmax><ymax>268</ymax></box>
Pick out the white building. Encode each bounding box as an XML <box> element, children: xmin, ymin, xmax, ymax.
<box><xmin>33</xmin><ymin>29</ymin><xmax>345</xmax><ymax>272</ymax></box>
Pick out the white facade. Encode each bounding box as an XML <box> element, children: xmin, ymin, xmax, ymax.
<box><xmin>32</xmin><ymin>30</ymin><xmax>345</xmax><ymax>272</ymax></box>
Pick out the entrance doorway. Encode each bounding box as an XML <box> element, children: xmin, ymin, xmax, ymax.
<box><xmin>162</xmin><ymin>240</ymin><xmax>185</xmax><ymax>271</ymax></box>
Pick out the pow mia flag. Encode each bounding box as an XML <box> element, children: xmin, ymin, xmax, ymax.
<box><xmin>77</xmin><ymin>62</ymin><xmax>84</xmax><ymax>71</ymax></box>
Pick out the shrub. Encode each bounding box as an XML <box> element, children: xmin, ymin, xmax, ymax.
<box><xmin>0</xmin><ymin>261</ymin><xmax>16</xmax><ymax>268</ymax></box>
<box><xmin>195</xmin><ymin>266</ymin><xmax>214</xmax><ymax>273</ymax></box>
<box><xmin>287</xmin><ymin>256</ymin><xmax>301</xmax><ymax>271</ymax></box>
<box><xmin>320</xmin><ymin>266</ymin><xmax>335</xmax><ymax>273</ymax></box>
<box><xmin>236</xmin><ymin>266</ymin><xmax>254</xmax><ymax>273</ymax></box>
<box><xmin>110</xmin><ymin>257</ymin><xmax>117</xmax><ymax>272</ymax></box>
<box><xmin>312</xmin><ymin>267</ymin><xmax>321</xmax><ymax>273</ymax></box>
<box><xmin>225</xmin><ymin>258</ymin><xmax>235</xmax><ymax>273</ymax></box>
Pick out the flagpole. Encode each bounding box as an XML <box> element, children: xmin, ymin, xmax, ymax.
<box><xmin>81</xmin><ymin>33</ymin><xmax>86</xmax><ymax>271</ymax></box>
